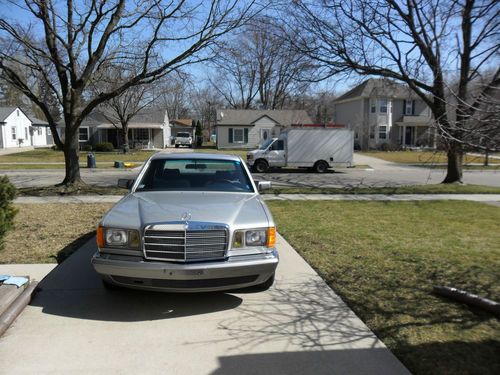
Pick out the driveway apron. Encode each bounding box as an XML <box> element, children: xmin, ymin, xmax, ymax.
<box><xmin>0</xmin><ymin>235</ymin><xmax>408</xmax><ymax>375</ymax></box>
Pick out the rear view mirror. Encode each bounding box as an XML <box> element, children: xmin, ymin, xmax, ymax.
<box><xmin>118</xmin><ymin>179</ymin><xmax>134</xmax><ymax>189</ymax></box>
<box><xmin>257</xmin><ymin>181</ymin><xmax>272</xmax><ymax>191</ymax></box>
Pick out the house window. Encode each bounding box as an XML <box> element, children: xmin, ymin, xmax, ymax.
<box><xmin>378</xmin><ymin>125</ymin><xmax>387</xmax><ymax>140</ymax></box>
<box><xmin>370</xmin><ymin>101</ymin><xmax>376</xmax><ymax>113</ymax></box>
<box><xmin>136</xmin><ymin>128</ymin><xmax>149</xmax><ymax>141</ymax></box>
<box><xmin>379</xmin><ymin>99</ymin><xmax>388</xmax><ymax>113</ymax></box>
<box><xmin>79</xmin><ymin>127</ymin><xmax>89</xmax><ymax>142</ymax></box>
<box><xmin>37</xmin><ymin>127</ymin><xmax>42</xmax><ymax>135</ymax></box>
<box><xmin>233</xmin><ymin>128</ymin><xmax>244</xmax><ymax>143</ymax></box>
<box><xmin>25</xmin><ymin>128</ymin><xmax>28</xmax><ymax>139</ymax></box>
<box><xmin>405</xmin><ymin>100</ymin><xmax>415</xmax><ymax>115</ymax></box>
<box><xmin>11</xmin><ymin>127</ymin><xmax>16</xmax><ymax>140</ymax></box>
<box><xmin>47</xmin><ymin>128</ymin><xmax>51</xmax><ymax>136</ymax></box>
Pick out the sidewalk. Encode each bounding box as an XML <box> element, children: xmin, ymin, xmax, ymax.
<box><xmin>0</xmin><ymin>146</ymin><xmax>34</xmax><ymax>156</ymax></box>
<box><xmin>13</xmin><ymin>194</ymin><xmax>500</xmax><ymax>204</ymax></box>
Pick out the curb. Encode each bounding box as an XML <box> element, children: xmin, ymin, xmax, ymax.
<box><xmin>0</xmin><ymin>281</ymin><xmax>38</xmax><ymax>337</ymax></box>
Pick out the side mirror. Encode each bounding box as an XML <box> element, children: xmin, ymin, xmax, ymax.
<box><xmin>257</xmin><ymin>181</ymin><xmax>272</xmax><ymax>191</ymax></box>
<box><xmin>118</xmin><ymin>179</ymin><xmax>134</xmax><ymax>190</ymax></box>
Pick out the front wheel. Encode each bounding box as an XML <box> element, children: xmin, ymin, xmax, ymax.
<box><xmin>314</xmin><ymin>161</ymin><xmax>329</xmax><ymax>173</ymax></box>
<box><xmin>253</xmin><ymin>160</ymin><xmax>269</xmax><ymax>173</ymax></box>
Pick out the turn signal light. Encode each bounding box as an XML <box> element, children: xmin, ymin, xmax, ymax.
<box><xmin>267</xmin><ymin>227</ymin><xmax>276</xmax><ymax>247</ymax></box>
<box><xmin>96</xmin><ymin>225</ymin><xmax>105</xmax><ymax>248</ymax></box>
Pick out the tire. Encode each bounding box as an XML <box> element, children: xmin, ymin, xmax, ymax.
<box><xmin>175</xmin><ymin>144</ymin><xmax>179</xmax><ymax>148</ymax></box>
<box><xmin>252</xmin><ymin>273</ymin><xmax>275</xmax><ymax>292</ymax></box>
<box><xmin>254</xmin><ymin>159</ymin><xmax>269</xmax><ymax>173</ymax></box>
<box><xmin>313</xmin><ymin>160</ymin><xmax>329</xmax><ymax>173</ymax></box>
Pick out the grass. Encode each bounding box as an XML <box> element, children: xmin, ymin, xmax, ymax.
<box><xmin>268</xmin><ymin>200</ymin><xmax>500</xmax><ymax>375</ymax></box>
<box><xmin>266</xmin><ymin>184</ymin><xmax>500</xmax><ymax>195</ymax></box>
<box><xmin>360</xmin><ymin>151</ymin><xmax>500</xmax><ymax>165</ymax></box>
<box><xmin>0</xmin><ymin>203</ymin><xmax>113</xmax><ymax>264</ymax></box>
<box><xmin>17</xmin><ymin>185</ymin><xmax>125</xmax><ymax>196</ymax></box>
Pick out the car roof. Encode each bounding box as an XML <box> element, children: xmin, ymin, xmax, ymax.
<box><xmin>150</xmin><ymin>152</ymin><xmax>242</xmax><ymax>162</ymax></box>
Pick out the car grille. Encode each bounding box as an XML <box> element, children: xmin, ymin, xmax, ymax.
<box><xmin>143</xmin><ymin>223</ymin><xmax>228</xmax><ymax>262</ymax></box>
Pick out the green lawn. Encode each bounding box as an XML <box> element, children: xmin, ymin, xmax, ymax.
<box><xmin>360</xmin><ymin>151</ymin><xmax>499</xmax><ymax>165</ymax></box>
<box><xmin>268</xmin><ymin>200</ymin><xmax>500</xmax><ymax>375</ymax></box>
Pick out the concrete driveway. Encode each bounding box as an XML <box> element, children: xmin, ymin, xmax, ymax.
<box><xmin>0</xmin><ymin>235</ymin><xmax>408</xmax><ymax>374</ymax></box>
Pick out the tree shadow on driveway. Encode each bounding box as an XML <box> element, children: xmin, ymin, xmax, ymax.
<box><xmin>31</xmin><ymin>237</ymin><xmax>242</xmax><ymax>322</ymax></box>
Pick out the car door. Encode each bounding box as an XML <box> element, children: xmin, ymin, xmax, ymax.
<box><xmin>266</xmin><ymin>139</ymin><xmax>286</xmax><ymax>167</ymax></box>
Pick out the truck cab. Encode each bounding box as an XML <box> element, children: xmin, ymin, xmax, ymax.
<box><xmin>247</xmin><ymin>138</ymin><xmax>286</xmax><ymax>172</ymax></box>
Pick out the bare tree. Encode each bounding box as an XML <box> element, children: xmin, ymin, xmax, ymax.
<box><xmin>0</xmin><ymin>0</ymin><xmax>259</xmax><ymax>185</ymax></box>
<box><xmin>289</xmin><ymin>0</ymin><xmax>500</xmax><ymax>183</ymax></box>
<box><xmin>154</xmin><ymin>73</ymin><xmax>192</xmax><ymax>120</ymax></box>
<box><xmin>94</xmin><ymin>67</ymin><xmax>157</xmax><ymax>153</ymax></box>
<box><xmin>208</xmin><ymin>42</ymin><xmax>259</xmax><ymax>109</ymax></box>
<box><xmin>209</xmin><ymin>17</ymin><xmax>313</xmax><ymax>109</ymax></box>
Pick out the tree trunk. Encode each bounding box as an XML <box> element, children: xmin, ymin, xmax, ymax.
<box><xmin>58</xmin><ymin>134</ymin><xmax>82</xmax><ymax>186</ymax></box>
<box><xmin>121</xmin><ymin>125</ymin><xmax>129</xmax><ymax>153</ymax></box>
<box><xmin>442</xmin><ymin>143</ymin><xmax>463</xmax><ymax>183</ymax></box>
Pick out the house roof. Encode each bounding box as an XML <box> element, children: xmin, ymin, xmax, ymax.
<box><xmin>170</xmin><ymin>119</ymin><xmax>193</xmax><ymax>127</ymax></box>
<box><xmin>216</xmin><ymin>109</ymin><xmax>312</xmax><ymax>126</ymax></box>
<box><xmin>79</xmin><ymin>109</ymin><xmax>167</xmax><ymax>127</ymax></box>
<box><xmin>0</xmin><ymin>107</ymin><xmax>17</xmax><ymax>122</ymax></box>
<box><xmin>0</xmin><ymin>106</ymin><xmax>49</xmax><ymax>125</ymax></box>
<box><xmin>335</xmin><ymin>78</ymin><xmax>419</xmax><ymax>102</ymax></box>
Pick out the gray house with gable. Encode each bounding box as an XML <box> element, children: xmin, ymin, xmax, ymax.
<box><xmin>216</xmin><ymin>109</ymin><xmax>312</xmax><ymax>149</ymax></box>
<box><xmin>334</xmin><ymin>78</ymin><xmax>436</xmax><ymax>150</ymax></box>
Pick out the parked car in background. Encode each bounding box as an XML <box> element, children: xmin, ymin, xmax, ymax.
<box><xmin>92</xmin><ymin>153</ymin><xmax>278</xmax><ymax>292</ymax></box>
<box><xmin>175</xmin><ymin>132</ymin><xmax>193</xmax><ymax>148</ymax></box>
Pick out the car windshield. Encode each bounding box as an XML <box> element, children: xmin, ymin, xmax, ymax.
<box><xmin>176</xmin><ymin>132</ymin><xmax>190</xmax><ymax>138</ymax></box>
<box><xmin>136</xmin><ymin>158</ymin><xmax>254</xmax><ymax>192</ymax></box>
<box><xmin>259</xmin><ymin>139</ymin><xmax>274</xmax><ymax>150</ymax></box>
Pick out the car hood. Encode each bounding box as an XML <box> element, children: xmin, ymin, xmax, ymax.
<box><xmin>102</xmin><ymin>191</ymin><xmax>271</xmax><ymax>230</ymax></box>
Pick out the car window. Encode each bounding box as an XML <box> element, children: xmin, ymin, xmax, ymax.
<box><xmin>271</xmin><ymin>140</ymin><xmax>284</xmax><ymax>151</ymax></box>
<box><xmin>136</xmin><ymin>159</ymin><xmax>254</xmax><ymax>192</ymax></box>
<box><xmin>176</xmin><ymin>132</ymin><xmax>190</xmax><ymax>137</ymax></box>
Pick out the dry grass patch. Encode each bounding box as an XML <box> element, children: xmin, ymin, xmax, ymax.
<box><xmin>1</xmin><ymin>203</ymin><xmax>113</xmax><ymax>264</ymax></box>
<box><xmin>269</xmin><ymin>200</ymin><xmax>500</xmax><ymax>375</ymax></box>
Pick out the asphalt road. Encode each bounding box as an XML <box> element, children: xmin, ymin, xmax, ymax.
<box><xmin>0</xmin><ymin>235</ymin><xmax>408</xmax><ymax>374</ymax></box>
<box><xmin>3</xmin><ymin>154</ymin><xmax>499</xmax><ymax>188</ymax></box>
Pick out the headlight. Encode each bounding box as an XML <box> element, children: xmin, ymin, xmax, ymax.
<box><xmin>247</xmin><ymin>154</ymin><xmax>253</xmax><ymax>160</ymax></box>
<box><xmin>232</xmin><ymin>227</ymin><xmax>276</xmax><ymax>248</ymax></box>
<box><xmin>97</xmin><ymin>226</ymin><xmax>140</xmax><ymax>249</ymax></box>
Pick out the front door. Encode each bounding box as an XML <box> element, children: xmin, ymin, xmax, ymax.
<box><xmin>260</xmin><ymin>128</ymin><xmax>272</xmax><ymax>144</ymax></box>
<box><xmin>405</xmin><ymin>127</ymin><xmax>414</xmax><ymax>146</ymax></box>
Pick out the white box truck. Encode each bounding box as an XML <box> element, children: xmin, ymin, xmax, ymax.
<box><xmin>247</xmin><ymin>127</ymin><xmax>354</xmax><ymax>173</ymax></box>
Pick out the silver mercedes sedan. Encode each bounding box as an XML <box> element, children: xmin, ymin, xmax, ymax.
<box><xmin>91</xmin><ymin>153</ymin><xmax>278</xmax><ymax>292</ymax></box>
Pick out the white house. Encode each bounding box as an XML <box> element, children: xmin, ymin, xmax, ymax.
<box><xmin>0</xmin><ymin>107</ymin><xmax>53</xmax><ymax>149</ymax></box>
<box><xmin>216</xmin><ymin>109</ymin><xmax>312</xmax><ymax>149</ymax></box>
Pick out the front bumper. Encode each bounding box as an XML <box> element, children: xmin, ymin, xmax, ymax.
<box><xmin>175</xmin><ymin>140</ymin><xmax>192</xmax><ymax>145</ymax></box>
<box><xmin>92</xmin><ymin>250</ymin><xmax>278</xmax><ymax>292</ymax></box>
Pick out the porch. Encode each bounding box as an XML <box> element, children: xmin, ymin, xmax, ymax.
<box><xmin>96</xmin><ymin>125</ymin><xmax>164</xmax><ymax>149</ymax></box>
<box><xmin>395</xmin><ymin>117</ymin><xmax>436</xmax><ymax>148</ymax></box>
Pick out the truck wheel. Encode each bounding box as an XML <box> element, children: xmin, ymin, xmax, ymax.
<box><xmin>254</xmin><ymin>160</ymin><xmax>269</xmax><ymax>173</ymax></box>
<box><xmin>314</xmin><ymin>161</ymin><xmax>329</xmax><ymax>173</ymax></box>
<box><xmin>175</xmin><ymin>144</ymin><xmax>179</xmax><ymax>148</ymax></box>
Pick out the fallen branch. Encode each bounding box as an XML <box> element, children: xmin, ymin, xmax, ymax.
<box><xmin>433</xmin><ymin>286</ymin><xmax>500</xmax><ymax>318</ymax></box>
